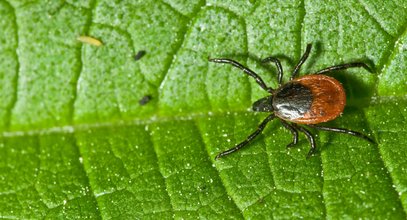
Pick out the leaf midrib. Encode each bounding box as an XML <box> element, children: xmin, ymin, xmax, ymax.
<box><xmin>0</xmin><ymin>95</ymin><xmax>396</xmax><ymax>137</ymax></box>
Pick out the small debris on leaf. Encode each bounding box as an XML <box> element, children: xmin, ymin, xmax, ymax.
<box><xmin>134</xmin><ymin>50</ymin><xmax>146</xmax><ymax>61</ymax></box>
<box><xmin>139</xmin><ymin>95</ymin><xmax>152</xmax><ymax>105</ymax></box>
<box><xmin>77</xmin><ymin>36</ymin><xmax>103</xmax><ymax>46</ymax></box>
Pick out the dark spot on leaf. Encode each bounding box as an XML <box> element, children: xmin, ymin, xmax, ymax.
<box><xmin>139</xmin><ymin>95</ymin><xmax>152</xmax><ymax>105</ymax></box>
<box><xmin>134</xmin><ymin>50</ymin><xmax>146</xmax><ymax>61</ymax></box>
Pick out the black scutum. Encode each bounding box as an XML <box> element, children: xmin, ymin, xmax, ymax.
<box><xmin>273</xmin><ymin>82</ymin><xmax>313</xmax><ymax>120</ymax></box>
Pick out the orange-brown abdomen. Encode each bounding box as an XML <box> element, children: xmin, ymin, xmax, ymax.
<box><xmin>292</xmin><ymin>74</ymin><xmax>346</xmax><ymax>124</ymax></box>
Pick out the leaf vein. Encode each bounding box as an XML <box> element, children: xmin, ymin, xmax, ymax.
<box><xmin>374</xmin><ymin>20</ymin><xmax>407</xmax><ymax>84</ymax></box>
<box><xmin>157</xmin><ymin>4</ymin><xmax>196</xmax><ymax>90</ymax></box>
<box><xmin>72</xmin><ymin>133</ymin><xmax>103</xmax><ymax>219</ymax></box>
<box><xmin>3</xmin><ymin>1</ymin><xmax>20</xmax><ymax>130</ymax></box>
<box><xmin>69</xmin><ymin>0</ymin><xmax>97</xmax><ymax>124</ymax></box>
<box><xmin>194</xmin><ymin>119</ymin><xmax>245</xmax><ymax>218</ymax></box>
<box><xmin>147</xmin><ymin>126</ymin><xmax>176</xmax><ymax>219</ymax></box>
<box><xmin>356</xmin><ymin>0</ymin><xmax>393</xmax><ymax>37</ymax></box>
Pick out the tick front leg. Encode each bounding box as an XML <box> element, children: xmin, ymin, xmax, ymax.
<box><xmin>261</xmin><ymin>57</ymin><xmax>284</xmax><ymax>86</ymax></box>
<box><xmin>209</xmin><ymin>58</ymin><xmax>274</xmax><ymax>93</ymax></box>
<box><xmin>291</xmin><ymin>44</ymin><xmax>312</xmax><ymax>80</ymax></box>
<box><xmin>314</xmin><ymin>62</ymin><xmax>373</xmax><ymax>75</ymax></box>
<box><xmin>215</xmin><ymin>114</ymin><xmax>276</xmax><ymax>160</ymax></box>
<box><xmin>280</xmin><ymin>120</ymin><xmax>298</xmax><ymax>148</ymax></box>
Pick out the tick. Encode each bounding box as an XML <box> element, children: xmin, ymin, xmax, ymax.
<box><xmin>209</xmin><ymin>44</ymin><xmax>375</xmax><ymax>160</ymax></box>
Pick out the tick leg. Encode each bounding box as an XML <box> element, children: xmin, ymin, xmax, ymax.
<box><xmin>294</xmin><ymin>125</ymin><xmax>316</xmax><ymax>158</ymax></box>
<box><xmin>314</xmin><ymin>62</ymin><xmax>373</xmax><ymax>75</ymax></box>
<box><xmin>291</xmin><ymin>44</ymin><xmax>312</xmax><ymax>80</ymax></box>
<box><xmin>261</xmin><ymin>57</ymin><xmax>283</xmax><ymax>85</ymax></box>
<box><xmin>280</xmin><ymin>121</ymin><xmax>298</xmax><ymax>148</ymax></box>
<box><xmin>215</xmin><ymin>114</ymin><xmax>275</xmax><ymax>160</ymax></box>
<box><xmin>307</xmin><ymin>124</ymin><xmax>375</xmax><ymax>144</ymax></box>
<box><xmin>209</xmin><ymin>58</ymin><xmax>274</xmax><ymax>93</ymax></box>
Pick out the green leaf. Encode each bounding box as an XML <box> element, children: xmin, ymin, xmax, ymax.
<box><xmin>1</xmin><ymin>0</ymin><xmax>406</xmax><ymax>219</ymax></box>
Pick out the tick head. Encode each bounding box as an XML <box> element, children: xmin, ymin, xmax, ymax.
<box><xmin>252</xmin><ymin>95</ymin><xmax>274</xmax><ymax>112</ymax></box>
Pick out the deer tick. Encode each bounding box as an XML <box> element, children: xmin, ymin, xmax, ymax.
<box><xmin>209</xmin><ymin>44</ymin><xmax>375</xmax><ymax>160</ymax></box>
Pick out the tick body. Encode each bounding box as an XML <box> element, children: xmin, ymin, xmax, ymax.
<box><xmin>210</xmin><ymin>44</ymin><xmax>375</xmax><ymax>159</ymax></box>
<box><xmin>271</xmin><ymin>74</ymin><xmax>346</xmax><ymax>124</ymax></box>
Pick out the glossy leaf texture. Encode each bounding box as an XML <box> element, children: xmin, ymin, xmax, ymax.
<box><xmin>0</xmin><ymin>0</ymin><xmax>406</xmax><ymax>219</ymax></box>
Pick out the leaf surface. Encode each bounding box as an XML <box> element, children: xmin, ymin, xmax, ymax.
<box><xmin>0</xmin><ymin>0</ymin><xmax>406</xmax><ymax>219</ymax></box>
